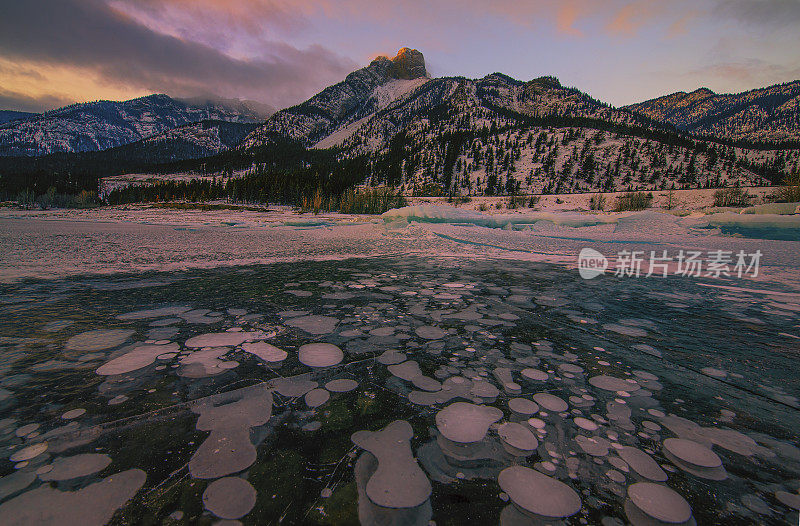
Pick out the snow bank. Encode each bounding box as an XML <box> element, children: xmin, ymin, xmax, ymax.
<box><xmin>700</xmin><ymin>212</ymin><xmax>800</xmax><ymax>241</ymax></box>
<box><xmin>741</xmin><ymin>202</ymin><xmax>800</xmax><ymax>215</ymax></box>
<box><xmin>613</xmin><ymin>211</ymin><xmax>689</xmax><ymax>235</ymax></box>
<box><xmin>381</xmin><ymin>205</ymin><xmax>615</xmax><ymax>229</ymax></box>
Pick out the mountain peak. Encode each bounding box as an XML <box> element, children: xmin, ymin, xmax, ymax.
<box><xmin>691</xmin><ymin>87</ymin><xmax>715</xmax><ymax>97</ymax></box>
<box><xmin>370</xmin><ymin>47</ymin><xmax>427</xmax><ymax>80</ymax></box>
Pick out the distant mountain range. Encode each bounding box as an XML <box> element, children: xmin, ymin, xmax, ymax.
<box><xmin>1</xmin><ymin>48</ymin><xmax>798</xmax><ymax>200</ymax></box>
<box><xmin>626</xmin><ymin>81</ymin><xmax>800</xmax><ymax>143</ymax></box>
<box><xmin>0</xmin><ymin>94</ymin><xmax>272</xmax><ymax>156</ymax></box>
<box><xmin>0</xmin><ymin>111</ymin><xmax>37</xmax><ymax>125</ymax></box>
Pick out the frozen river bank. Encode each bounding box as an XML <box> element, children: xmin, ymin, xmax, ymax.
<box><xmin>0</xmin><ymin>206</ymin><xmax>799</xmax><ymax>525</ymax></box>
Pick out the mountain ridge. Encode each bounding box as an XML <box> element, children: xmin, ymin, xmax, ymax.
<box><xmin>626</xmin><ymin>80</ymin><xmax>800</xmax><ymax>143</ymax></box>
<box><xmin>0</xmin><ymin>94</ymin><xmax>272</xmax><ymax>157</ymax></box>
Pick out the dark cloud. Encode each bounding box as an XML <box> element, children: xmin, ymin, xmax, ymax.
<box><xmin>0</xmin><ymin>0</ymin><xmax>357</xmax><ymax>110</ymax></box>
<box><xmin>716</xmin><ymin>0</ymin><xmax>800</xmax><ymax>27</ymax></box>
<box><xmin>0</xmin><ymin>90</ymin><xmax>74</xmax><ymax>113</ymax></box>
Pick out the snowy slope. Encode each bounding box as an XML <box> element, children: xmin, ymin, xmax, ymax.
<box><xmin>0</xmin><ymin>94</ymin><xmax>271</xmax><ymax>157</ymax></box>
<box><xmin>626</xmin><ymin>81</ymin><xmax>800</xmax><ymax>143</ymax></box>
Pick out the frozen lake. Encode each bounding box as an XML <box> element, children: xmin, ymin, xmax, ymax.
<box><xmin>0</xmin><ymin>207</ymin><xmax>799</xmax><ymax>525</ymax></box>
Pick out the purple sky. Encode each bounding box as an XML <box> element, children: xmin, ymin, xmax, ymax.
<box><xmin>2</xmin><ymin>0</ymin><xmax>799</xmax><ymax>112</ymax></box>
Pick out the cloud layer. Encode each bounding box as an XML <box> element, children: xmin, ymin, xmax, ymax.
<box><xmin>0</xmin><ymin>0</ymin><xmax>356</xmax><ymax>111</ymax></box>
<box><xmin>1</xmin><ymin>0</ymin><xmax>798</xmax><ymax>111</ymax></box>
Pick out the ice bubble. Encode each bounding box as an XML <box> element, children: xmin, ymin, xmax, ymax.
<box><xmin>574</xmin><ymin>417</ymin><xmax>599</xmax><ymax>431</ymax></box>
<box><xmin>741</xmin><ymin>494</ymin><xmax>771</xmax><ymax>515</ymax></box>
<box><xmin>188</xmin><ymin>385</ymin><xmax>272</xmax><ymax>479</ymax></box>
<box><xmin>661</xmin><ymin>437</ymin><xmax>724</xmax><ymax>480</ymax></box>
<box><xmin>0</xmin><ymin>469</ymin><xmax>146</xmax><ymax>524</ymax></box>
<box><xmin>625</xmin><ymin>482</ymin><xmax>693</xmax><ymax>525</ymax></box>
<box><xmin>388</xmin><ymin>361</ymin><xmax>423</xmax><ymax>381</ymax></box>
<box><xmin>184</xmin><ymin>331</ymin><xmax>264</xmax><ymax>348</ymax></box>
<box><xmin>285</xmin><ymin>315</ymin><xmax>339</xmax><ymax>335</ymax></box>
<box><xmin>278</xmin><ymin>310</ymin><xmax>309</xmax><ymax>317</ymax></box>
<box><xmin>370</xmin><ymin>327</ymin><xmax>395</xmax><ymax>337</ymax></box>
<box><xmin>415</xmin><ymin>326</ymin><xmax>445</xmax><ymax>340</ymax></box>
<box><xmin>559</xmin><ymin>363</ymin><xmax>584</xmax><ymax>374</ymax></box>
<box><xmin>14</xmin><ymin>423</ymin><xmax>39</xmax><ymax>438</ymax></box>
<box><xmin>509</xmin><ymin>398</ymin><xmax>539</xmax><ymax>416</ymax></box>
<box><xmin>108</xmin><ymin>395</ymin><xmax>128</xmax><ymax>405</ymax></box>
<box><xmin>497</xmin><ymin>423</ymin><xmax>539</xmax><ymax>454</ymax></box>
<box><xmin>65</xmin><ymin>330</ymin><xmax>135</xmax><ymax>352</ymax></box>
<box><xmin>498</xmin><ymin>465</ymin><xmax>581</xmax><ymax>519</ymax></box>
<box><xmin>435</xmin><ymin>402</ymin><xmax>503</xmax><ymax>443</ymax></box>
<box><xmin>533</xmin><ymin>393</ymin><xmax>568</xmax><ymax>412</ymax></box>
<box><xmin>241</xmin><ymin>341</ymin><xmax>288</xmax><ymax>363</ymax></box>
<box><xmin>9</xmin><ymin>442</ymin><xmax>48</xmax><ymax>462</ymax></box>
<box><xmin>699</xmin><ymin>427</ymin><xmax>760</xmax><ymax>456</ymax></box>
<box><xmin>412</xmin><ymin>376</ymin><xmax>442</xmax><ymax>392</ymax></box>
<box><xmin>43</xmin><ymin>320</ymin><xmax>74</xmax><ymax>332</ymax></box>
<box><xmin>202</xmin><ymin>477</ymin><xmax>257</xmax><ymax>520</ymax></box>
<box><xmin>604</xmin><ymin>324</ymin><xmax>648</xmax><ymax>337</ymax></box>
<box><xmin>606</xmin><ymin>469</ymin><xmax>626</xmax><ymax>484</ymax></box>
<box><xmin>305</xmin><ymin>388</ymin><xmax>331</xmax><ymax>408</ymax></box>
<box><xmin>272</xmin><ymin>376</ymin><xmax>318</xmax><ymax>397</ymax></box>
<box><xmin>700</xmin><ymin>367</ymin><xmax>727</xmax><ymax>379</ymax></box>
<box><xmin>589</xmin><ymin>375</ymin><xmax>640</xmax><ymax>392</ymax></box>
<box><xmin>775</xmin><ymin>490</ymin><xmax>800</xmax><ymax>510</ymax></box>
<box><xmin>470</xmin><ymin>380</ymin><xmax>500</xmax><ymax>399</ymax></box>
<box><xmin>118</xmin><ymin>306</ymin><xmax>190</xmax><ymax>320</ymax></box>
<box><xmin>527</xmin><ymin>418</ymin><xmax>546</xmax><ymax>430</ymax></box>
<box><xmin>377</xmin><ymin>350</ymin><xmax>406</xmax><ymax>365</ymax></box>
<box><xmin>521</xmin><ymin>368</ymin><xmax>548</xmax><ymax>381</ymax></box>
<box><xmin>40</xmin><ymin>453</ymin><xmax>111</xmax><ymax>481</ymax></box>
<box><xmin>351</xmin><ymin>420</ymin><xmax>432</xmax><ymax>508</ymax></box>
<box><xmin>0</xmin><ymin>471</ymin><xmax>36</xmax><ymax>501</ymax></box>
<box><xmin>575</xmin><ymin>435</ymin><xmax>611</xmax><ymax>456</ymax></box>
<box><xmin>325</xmin><ymin>379</ymin><xmax>359</xmax><ymax>392</ymax></box>
<box><xmin>608</xmin><ymin>456</ymin><xmax>629</xmax><ymax>473</ymax></box>
<box><xmin>618</xmin><ymin>446</ymin><xmax>667</xmax><ymax>482</ymax></box>
<box><xmin>298</xmin><ymin>343</ymin><xmax>343</xmax><ymax>368</ymax></box>
<box><xmin>178</xmin><ymin>347</ymin><xmax>234</xmax><ymax>377</ymax></box>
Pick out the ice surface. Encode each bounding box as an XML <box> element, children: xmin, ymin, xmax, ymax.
<box><xmin>1</xmin><ymin>214</ymin><xmax>799</xmax><ymax>523</ymax></box>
